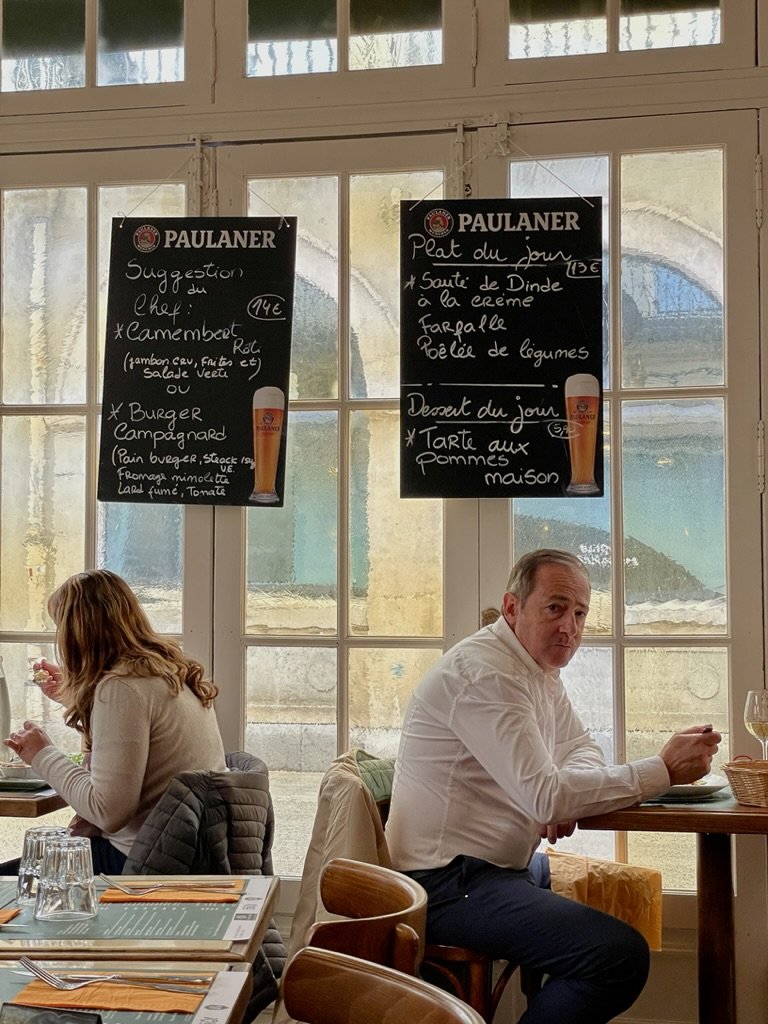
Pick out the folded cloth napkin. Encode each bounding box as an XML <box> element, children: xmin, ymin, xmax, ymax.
<box><xmin>100</xmin><ymin>881</ymin><xmax>244</xmax><ymax>904</ymax></box>
<box><xmin>546</xmin><ymin>848</ymin><xmax>663</xmax><ymax>951</ymax></box>
<box><xmin>12</xmin><ymin>979</ymin><xmax>205</xmax><ymax>1013</ymax></box>
<box><xmin>0</xmin><ymin>908</ymin><xmax>20</xmax><ymax>924</ymax></box>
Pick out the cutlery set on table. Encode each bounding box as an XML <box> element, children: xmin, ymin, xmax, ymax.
<box><xmin>0</xmin><ymin>874</ymin><xmax>254</xmax><ymax>1019</ymax></box>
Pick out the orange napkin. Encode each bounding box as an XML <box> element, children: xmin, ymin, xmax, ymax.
<box><xmin>547</xmin><ymin>848</ymin><xmax>663</xmax><ymax>950</ymax></box>
<box><xmin>0</xmin><ymin>908</ymin><xmax>20</xmax><ymax>924</ymax></box>
<box><xmin>100</xmin><ymin>880</ymin><xmax>244</xmax><ymax>903</ymax></box>
<box><xmin>12</xmin><ymin>979</ymin><xmax>205</xmax><ymax>1013</ymax></box>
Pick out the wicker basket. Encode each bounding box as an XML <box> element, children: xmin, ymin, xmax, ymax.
<box><xmin>723</xmin><ymin>756</ymin><xmax>768</xmax><ymax>807</ymax></box>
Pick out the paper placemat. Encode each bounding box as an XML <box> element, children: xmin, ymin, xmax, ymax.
<box><xmin>12</xmin><ymin>979</ymin><xmax>204</xmax><ymax>1013</ymax></box>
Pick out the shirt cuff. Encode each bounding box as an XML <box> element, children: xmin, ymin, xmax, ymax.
<box><xmin>633</xmin><ymin>755</ymin><xmax>671</xmax><ymax>800</ymax></box>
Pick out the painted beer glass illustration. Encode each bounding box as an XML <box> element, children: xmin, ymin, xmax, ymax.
<box><xmin>250</xmin><ymin>386</ymin><xmax>285</xmax><ymax>504</ymax></box>
<box><xmin>564</xmin><ymin>373</ymin><xmax>600</xmax><ymax>495</ymax></box>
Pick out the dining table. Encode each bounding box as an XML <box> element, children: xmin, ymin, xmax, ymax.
<box><xmin>578</xmin><ymin>791</ymin><xmax>768</xmax><ymax>1024</ymax></box>
<box><xmin>0</xmin><ymin>957</ymin><xmax>252</xmax><ymax>1024</ymax></box>
<box><xmin>0</xmin><ymin>874</ymin><xmax>279</xmax><ymax>966</ymax></box>
<box><xmin>0</xmin><ymin>783</ymin><xmax>66</xmax><ymax>818</ymax></box>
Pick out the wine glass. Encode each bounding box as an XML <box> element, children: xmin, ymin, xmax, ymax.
<box><xmin>744</xmin><ymin>690</ymin><xmax>768</xmax><ymax>760</ymax></box>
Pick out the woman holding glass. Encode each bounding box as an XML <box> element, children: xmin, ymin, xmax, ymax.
<box><xmin>3</xmin><ymin>569</ymin><xmax>226</xmax><ymax>873</ymax></box>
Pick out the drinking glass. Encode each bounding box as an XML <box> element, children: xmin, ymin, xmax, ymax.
<box><xmin>744</xmin><ymin>690</ymin><xmax>768</xmax><ymax>760</ymax></box>
<box><xmin>33</xmin><ymin>836</ymin><xmax>98</xmax><ymax>920</ymax></box>
<box><xmin>17</xmin><ymin>825</ymin><xmax>70</xmax><ymax>905</ymax></box>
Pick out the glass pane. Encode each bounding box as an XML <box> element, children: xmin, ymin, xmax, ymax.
<box><xmin>621</xmin><ymin>148</ymin><xmax>723</xmax><ymax>388</ymax></box>
<box><xmin>512</xmin><ymin>402</ymin><xmax>612</xmax><ymax>636</ymax></box>
<box><xmin>0</xmin><ymin>638</ymin><xmax>74</xmax><ymax>862</ymax></box>
<box><xmin>509</xmin><ymin>156</ymin><xmax>610</xmax><ymax>388</ymax></box>
<box><xmin>0</xmin><ymin>416</ymin><xmax>85</xmax><ymax>630</ymax></box>
<box><xmin>246</xmin><ymin>411</ymin><xmax>338</xmax><ymax>636</ymax></box>
<box><xmin>98</xmin><ymin>0</ymin><xmax>183</xmax><ymax>85</ymax></box>
<box><xmin>2</xmin><ymin>187</ymin><xmax>87</xmax><ymax>404</ymax></box>
<box><xmin>625</xmin><ymin>646</ymin><xmax>729</xmax><ymax>764</ymax></box>
<box><xmin>247</xmin><ymin>0</ymin><xmax>336</xmax><ymax>77</ymax></box>
<box><xmin>349</xmin><ymin>0</ymin><xmax>441</xmax><ymax>71</ymax></box>
<box><xmin>509</xmin><ymin>1</ymin><xmax>606</xmax><ymax>59</ymax></box>
<box><xmin>349</xmin><ymin>647</ymin><xmax>441</xmax><ymax>756</ymax></box>
<box><xmin>622</xmin><ymin>399</ymin><xmax>725</xmax><ymax>635</ymax></box>
<box><xmin>245</xmin><ymin>645</ymin><xmax>337</xmax><ymax>875</ymax></box>
<box><xmin>1</xmin><ymin>0</ymin><xmax>85</xmax><ymax>91</ymax></box>
<box><xmin>543</xmin><ymin>645</ymin><xmax>616</xmax><ymax>859</ymax></box>
<box><xmin>247</xmin><ymin>177</ymin><xmax>339</xmax><ymax>400</ymax></box>
<box><xmin>97</xmin><ymin>184</ymin><xmax>186</xmax><ymax>389</ymax></box>
<box><xmin>620</xmin><ymin>4</ymin><xmax>720</xmax><ymax>50</ymax></box>
<box><xmin>349</xmin><ymin>171</ymin><xmax>442</xmax><ymax>400</ymax></box>
<box><xmin>97</xmin><ymin>502</ymin><xmax>183</xmax><ymax>634</ymax></box>
<box><xmin>625</xmin><ymin>644</ymin><xmax>729</xmax><ymax>890</ymax></box>
<box><xmin>0</xmin><ymin>641</ymin><xmax>79</xmax><ymax>752</ymax></box>
<box><xmin>627</xmin><ymin>831</ymin><xmax>696</xmax><ymax>891</ymax></box>
<box><xmin>349</xmin><ymin>410</ymin><xmax>442</xmax><ymax>638</ymax></box>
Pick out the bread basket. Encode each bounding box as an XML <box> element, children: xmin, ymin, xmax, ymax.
<box><xmin>723</xmin><ymin>756</ymin><xmax>768</xmax><ymax>806</ymax></box>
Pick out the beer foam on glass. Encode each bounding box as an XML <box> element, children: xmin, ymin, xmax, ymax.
<box><xmin>564</xmin><ymin>373</ymin><xmax>600</xmax><ymax>496</ymax></box>
<box><xmin>250</xmin><ymin>386</ymin><xmax>284</xmax><ymax>504</ymax></box>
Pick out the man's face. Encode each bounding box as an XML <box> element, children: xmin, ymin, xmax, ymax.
<box><xmin>501</xmin><ymin>562</ymin><xmax>590</xmax><ymax>672</ymax></box>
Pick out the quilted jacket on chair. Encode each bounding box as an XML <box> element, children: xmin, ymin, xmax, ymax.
<box><xmin>124</xmin><ymin>751</ymin><xmax>286</xmax><ymax>1022</ymax></box>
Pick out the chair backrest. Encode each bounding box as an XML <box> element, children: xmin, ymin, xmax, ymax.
<box><xmin>123</xmin><ymin>751</ymin><xmax>275</xmax><ymax>875</ymax></box>
<box><xmin>307</xmin><ymin>856</ymin><xmax>427</xmax><ymax>974</ymax></box>
<box><xmin>283</xmin><ymin>947</ymin><xmax>486</xmax><ymax>1024</ymax></box>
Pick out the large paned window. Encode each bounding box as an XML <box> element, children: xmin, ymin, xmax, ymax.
<box><xmin>214</xmin><ymin>145</ymin><xmax>450</xmax><ymax>874</ymax></box>
<box><xmin>0</xmin><ymin>153</ymin><xmax>194</xmax><ymax>857</ymax></box>
<box><xmin>0</xmin><ymin>0</ymin><xmax>765</xmax><ymax>948</ymax></box>
<box><xmin>247</xmin><ymin>0</ymin><xmax>443</xmax><ymax>75</ymax></box>
<box><xmin>473</xmin><ymin>113</ymin><xmax>760</xmax><ymax>896</ymax></box>
<box><xmin>508</xmin><ymin>1</ymin><xmax>721</xmax><ymax>58</ymax></box>
<box><xmin>1</xmin><ymin>0</ymin><xmax>184</xmax><ymax>91</ymax></box>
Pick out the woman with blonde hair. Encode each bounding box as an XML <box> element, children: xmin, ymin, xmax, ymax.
<box><xmin>4</xmin><ymin>569</ymin><xmax>226</xmax><ymax>872</ymax></box>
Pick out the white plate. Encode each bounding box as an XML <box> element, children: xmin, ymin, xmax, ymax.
<box><xmin>657</xmin><ymin>775</ymin><xmax>728</xmax><ymax>800</ymax></box>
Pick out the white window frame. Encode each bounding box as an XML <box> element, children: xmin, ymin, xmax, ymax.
<box><xmin>212</xmin><ymin>0</ymin><xmax>475</xmax><ymax>115</ymax></box>
<box><xmin>0</xmin><ymin>0</ymin><xmax>214</xmax><ymax>116</ymax></box>
<box><xmin>476</xmin><ymin>0</ymin><xmax>755</xmax><ymax>89</ymax></box>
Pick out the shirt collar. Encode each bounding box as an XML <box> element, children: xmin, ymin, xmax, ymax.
<box><xmin>488</xmin><ymin>613</ymin><xmax>560</xmax><ymax>685</ymax></box>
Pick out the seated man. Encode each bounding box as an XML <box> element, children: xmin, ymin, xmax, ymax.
<box><xmin>385</xmin><ymin>548</ymin><xmax>719</xmax><ymax>1024</ymax></box>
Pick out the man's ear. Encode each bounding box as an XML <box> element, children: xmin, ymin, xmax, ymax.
<box><xmin>501</xmin><ymin>591</ymin><xmax>519</xmax><ymax>627</ymax></box>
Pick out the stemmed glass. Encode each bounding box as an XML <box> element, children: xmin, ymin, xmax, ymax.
<box><xmin>744</xmin><ymin>690</ymin><xmax>768</xmax><ymax>761</ymax></box>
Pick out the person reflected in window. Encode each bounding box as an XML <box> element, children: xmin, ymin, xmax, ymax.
<box><xmin>4</xmin><ymin>569</ymin><xmax>226</xmax><ymax>874</ymax></box>
<box><xmin>386</xmin><ymin>548</ymin><xmax>720</xmax><ymax>1024</ymax></box>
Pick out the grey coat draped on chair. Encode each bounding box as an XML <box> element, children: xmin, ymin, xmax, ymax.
<box><xmin>124</xmin><ymin>751</ymin><xmax>286</xmax><ymax>1022</ymax></box>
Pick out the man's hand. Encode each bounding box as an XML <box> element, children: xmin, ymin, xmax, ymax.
<box><xmin>660</xmin><ymin>725</ymin><xmax>721</xmax><ymax>786</ymax></box>
<box><xmin>4</xmin><ymin>720</ymin><xmax>53</xmax><ymax>764</ymax></box>
<box><xmin>537</xmin><ymin>820</ymin><xmax>576</xmax><ymax>844</ymax></box>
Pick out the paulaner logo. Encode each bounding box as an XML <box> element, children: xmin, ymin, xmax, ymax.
<box><xmin>133</xmin><ymin>224</ymin><xmax>161</xmax><ymax>253</ymax></box>
<box><xmin>424</xmin><ymin>208</ymin><xmax>453</xmax><ymax>238</ymax></box>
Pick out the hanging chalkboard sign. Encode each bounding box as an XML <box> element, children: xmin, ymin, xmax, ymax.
<box><xmin>98</xmin><ymin>216</ymin><xmax>296</xmax><ymax>507</ymax></box>
<box><xmin>400</xmin><ymin>198</ymin><xmax>603</xmax><ymax>498</ymax></box>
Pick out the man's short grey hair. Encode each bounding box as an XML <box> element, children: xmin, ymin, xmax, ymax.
<box><xmin>506</xmin><ymin>549</ymin><xmax>590</xmax><ymax>605</ymax></box>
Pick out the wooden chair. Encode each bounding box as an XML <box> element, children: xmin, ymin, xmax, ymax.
<box><xmin>307</xmin><ymin>856</ymin><xmax>427</xmax><ymax>975</ymax></box>
<box><xmin>283</xmin><ymin>946</ymin><xmax>486</xmax><ymax>1024</ymax></box>
<box><xmin>375</xmin><ymin>797</ymin><xmax>542</xmax><ymax>1022</ymax></box>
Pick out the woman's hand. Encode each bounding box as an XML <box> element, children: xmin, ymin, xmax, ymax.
<box><xmin>32</xmin><ymin>659</ymin><xmax>63</xmax><ymax>703</ymax></box>
<box><xmin>4</xmin><ymin>721</ymin><xmax>53</xmax><ymax>764</ymax></box>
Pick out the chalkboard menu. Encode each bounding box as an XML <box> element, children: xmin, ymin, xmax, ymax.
<box><xmin>98</xmin><ymin>216</ymin><xmax>296</xmax><ymax>507</ymax></box>
<box><xmin>400</xmin><ymin>198</ymin><xmax>603</xmax><ymax>499</ymax></box>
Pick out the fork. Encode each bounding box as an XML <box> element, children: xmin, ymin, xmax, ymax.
<box><xmin>99</xmin><ymin>873</ymin><xmax>237</xmax><ymax>896</ymax></box>
<box><xmin>18</xmin><ymin>957</ymin><xmax>207</xmax><ymax>993</ymax></box>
